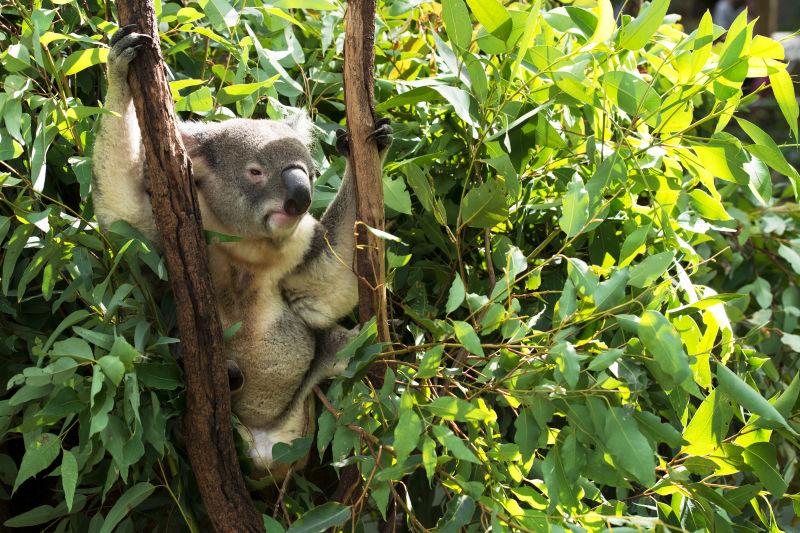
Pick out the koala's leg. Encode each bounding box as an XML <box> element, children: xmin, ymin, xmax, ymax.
<box><xmin>92</xmin><ymin>25</ymin><xmax>159</xmax><ymax>242</ymax></box>
<box><xmin>281</xmin><ymin>120</ymin><xmax>392</xmax><ymax>329</ymax></box>
<box><xmin>244</xmin><ymin>326</ymin><xmax>357</xmax><ymax>479</ymax></box>
<box><xmin>246</xmin><ymin>397</ymin><xmax>315</xmax><ymax>479</ymax></box>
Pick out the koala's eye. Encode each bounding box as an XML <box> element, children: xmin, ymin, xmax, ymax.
<box><xmin>247</xmin><ymin>167</ymin><xmax>264</xmax><ymax>178</ymax></box>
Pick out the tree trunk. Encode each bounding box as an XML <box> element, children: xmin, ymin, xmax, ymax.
<box><xmin>333</xmin><ymin>0</ymin><xmax>390</xmax><ymax>506</ymax></box>
<box><xmin>343</xmin><ymin>0</ymin><xmax>389</xmax><ymax>344</ymax></box>
<box><xmin>114</xmin><ymin>2</ymin><xmax>262</xmax><ymax>531</ymax></box>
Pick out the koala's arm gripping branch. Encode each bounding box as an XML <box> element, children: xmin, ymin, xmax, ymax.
<box><xmin>114</xmin><ymin>2</ymin><xmax>262</xmax><ymax>531</ymax></box>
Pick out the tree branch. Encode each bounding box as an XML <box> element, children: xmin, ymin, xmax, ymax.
<box><xmin>334</xmin><ymin>0</ymin><xmax>390</xmax><ymax>507</ymax></box>
<box><xmin>114</xmin><ymin>2</ymin><xmax>261</xmax><ymax>531</ymax></box>
<box><xmin>343</xmin><ymin>0</ymin><xmax>389</xmax><ymax>344</ymax></box>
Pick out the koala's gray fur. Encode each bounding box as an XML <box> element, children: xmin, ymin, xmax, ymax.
<box><xmin>93</xmin><ymin>26</ymin><xmax>391</xmax><ymax>478</ymax></box>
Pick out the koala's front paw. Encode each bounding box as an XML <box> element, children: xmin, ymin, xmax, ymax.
<box><xmin>108</xmin><ymin>24</ymin><xmax>152</xmax><ymax>78</ymax></box>
<box><xmin>369</xmin><ymin>117</ymin><xmax>393</xmax><ymax>154</ymax></box>
<box><xmin>335</xmin><ymin>128</ymin><xmax>350</xmax><ymax>158</ymax></box>
<box><xmin>335</xmin><ymin>117</ymin><xmax>393</xmax><ymax>157</ymax></box>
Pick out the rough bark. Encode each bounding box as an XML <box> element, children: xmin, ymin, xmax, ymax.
<box><xmin>114</xmin><ymin>2</ymin><xmax>262</xmax><ymax>531</ymax></box>
<box><xmin>334</xmin><ymin>0</ymin><xmax>389</xmax><ymax>506</ymax></box>
<box><xmin>343</xmin><ymin>0</ymin><xmax>390</xmax><ymax>344</ymax></box>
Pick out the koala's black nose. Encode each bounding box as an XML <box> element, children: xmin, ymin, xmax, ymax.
<box><xmin>282</xmin><ymin>167</ymin><xmax>311</xmax><ymax>216</ymax></box>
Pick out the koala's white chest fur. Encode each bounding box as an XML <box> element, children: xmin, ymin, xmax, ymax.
<box><xmin>206</xmin><ymin>215</ymin><xmax>318</xmax><ymax>428</ymax></box>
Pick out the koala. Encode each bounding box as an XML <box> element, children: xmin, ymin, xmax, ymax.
<box><xmin>93</xmin><ymin>25</ymin><xmax>392</xmax><ymax>477</ymax></box>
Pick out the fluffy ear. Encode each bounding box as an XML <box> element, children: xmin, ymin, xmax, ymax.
<box><xmin>178</xmin><ymin>122</ymin><xmax>219</xmax><ymax>180</ymax></box>
<box><xmin>284</xmin><ymin>110</ymin><xmax>315</xmax><ymax>147</ymax></box>
<box><xmin>179</xmin><ymin>122</ymin><xmax>218</xmax><ymax>166</ymax></box>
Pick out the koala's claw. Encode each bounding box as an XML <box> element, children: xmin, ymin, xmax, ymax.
<box><xmin>108</xmin><ymin>31</ymin><xmax>152</xmax><ymax>72</ymax></box>
<box><xmin>335</xmin><ymin>128</ymin><xmax>350</xmax><ymax>157</ymax></box>
<box><xmin>335</xmin><ymin>118</ymin><xmax>393</xmax><ymax>157</ymax></box>
<box><xmin>368</xmin><ymin>118</ymin><xmax>393</xmax><ymax>153</ymax></box>
<box><xmin>110</xmin><ymin>24</ymin><xmax>139</xmax><ymax>46</ymax></box>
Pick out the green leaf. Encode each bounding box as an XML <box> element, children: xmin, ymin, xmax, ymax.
<box><xmin>421</xmin><ymin>436</ymin><xmax>437</xmax><ymax>482</ymax></box>
<box><xmin>263</xmin><ymin>514</ymin><xmax>286</xmax><ymax>533</ymax></box>
<box><xmin>691</xmin><ymin>138</ymin><xmax>751</xmax><ymax>185</ymax></box>
<box><xmin>416</xmin><ymin>346</ymin><xmax>443</xmax><ymax>379</ymax></box>
<box><xmin>633</xmin><ymin>411</ymin><xmax>686</xmax><ymax>448</ymax></box>
<box><xmin>716</xmin><ymin>364</ymin><xmax>796</xmax><ymax>434</ymax></box>
<box><xmin>286</xmin><ymin>502</ymin><xmax>351</xmax><ymax>533</ymax></box>
<box><xmin>600</xmin><ymin>71</ymin><xmax>661</xmax><ymax>118</ymax></box>
<box><xmin>50</xmin><ymin>337</ymin><xmax>94</xmax><ymax>361</ymax></box>
<box><xmin>199</xmin><ymin>0</ymin><xmax>239</xmax><ymax>29</ymax></box>
<box><xmin>689</xmin><ymin>189</ymin><xmax>731</xmax><ymax>221</ymax></box>
<box><xmin>461</xmin><ymin>179</ymin><xmax>508</xmax><ymax>228</ymax></box>
<box><xmin>742</xmin><ymin>442</ymin><xmax>788</xmax><ymax>497</ymax></box>
<box><xmin>383</xmin><ymin>175</ymin><xmax>412</xmax><ymax>215</ymax></box>
<box><xmin>98</xmin><ymin>482</ymin><xmax>155</xmax><ymax>533</ymax></box>
<box><xmin>61</xmin><ymin>47</ymin><xmax>108</xmax><ymax>76</ymax></box>
<box><xmin>588</xmin><ymin>348</ymin><xmax>623</xmax><ymax>372</ymax></box>
<box><xmin>272</xmin><ymin>0</ymin><xmax>336</xmax><ymax>9</ymax></box>
<box><xmin>271</xmin><ymin>437</ymin><xmax>312</xmax><ymax>464</ymax></box>
<box><xmin>61</xmin><ymin>449</ymin><xmax>78</xmax><ymax>511</ymax></box>
<box><xmin>404</xmin><ymin>163</ymin><xmax>440</xmax><ymax>217</ymax></box>
<box><xmin>628</xmin><ymin>251</ymin><xmax>674</xmax><ymax>288</ymax></box>
<box><xmin>427</xmin><ymin>397</ymin><xmax>494</xmax><ymax>423</ymax></box>
<box><xmin>442</xmin><ymin>0</ymin><xmax>472</xmax><ymax>49</ymax></box>
<box><xmin>605</xmin><ymin>407</ymin><xmax>656</xmax><ymax>487</ymax></box>
<box><xmin>446</xmin><ymin>275</ymin><xmax>466</xmax><ymax>313</ymax></box>
<box><xmin>778</xmin><ymin>245</ymin><xmax>800</xmax><ymax>275</ymax></box>
<box><xmin>97</xmin><ymin>355</ymin><xmax>125</xmax><ymax>386</ymax></box>
<box><xmin>773</xmin><ymin>372</ymin><xmax>800</xmax><ymax>420</ymax></box>
<box><xmin>593</xmin><ymin>269</ymin><xmax>629</xmax><ymax>311</ymax></box>
<box><xmin>431</xmin><ymin>425</ymin><xmax>480</xmax><ymax>464</ymax></box>
<box><xmin>394</xmin><ymin>405</ymin><xmax>422</xmax><ymax>463</ymax></box>
<box><xmin>109</xmin><ymin>336</ymin><xmax>140</xmax><ymax>370</ymax></box>
<box><xmin>559</xmin><ymin>174</ymin><xmax>589</xmax><ymax>238</ymax></box>
<box><xmin>619</xmin><ymin>224</ymin><xmax>650</xmax><ymax>267</ymax></box>
<box><xmin>2</xmin><ymin>224</ymin><xmax>34</xmax><ymax>296</ymax></box>
<box><xmin>542</xmin><ymin>438</ymin><xmax>580</xmax><ymax>509</ymax></box>
<box><xmin>217</xmin><ymin>77</ymin><xmax>279</xmax><ymax>105</ymax></box>
<box><xmin>552</xmin><ymin>341</ymin><xmax>580</xmax><ymax>389</ymax></box>
<box><xmin>736</xmin><ymin>118</ymin><xmax>800</xmax><ymax>198</ymax></box>
<box><xmin>13</xmin><ymin>433</ymin><xmax>60</xmax><ymax>493</ymax></box>
<box><xmin>618</xmin><ymin>0</ymin><xmax>670</xmax><ymax>50</ymax></box>
<box><xmin>431</xmin><ymin>85</ymin><xmax>477</xmax><ymax>126</ymax></box>
<box><xmin>682</xmin><ymin>389</ymin><xmax>733</xmax><ymax>456</ymax></box>
<box><xmin>638</xmin><ymin>310</ymin><xmax>692</xmax><ymax>386</ymax></box>
<box><xmin>4</xmin><ymin>505</ymin><xmax>62</xmax><ymax>528</ymax></box>
<box><xmin>452</xmin><ymin>320</ymin><xmax>484</xmax><ymax>356</ymax></box>
<box><xmin>514</xmin><ymin>408</ymin><xmax>541</xmax><ymax>457</ymax></box>
<box><xmin>175</xmin><ymin>87</ymin><xmax>214</xmax><ymax>113</ymax></box>
<box><xmin>769</xmin><ymin>69</ymin><xmax>799</xmax><ymax>141</ymax></box>
<box><xmin>465</xmin><ymin>0</ymin><xmax>512</xmax><ymax>41</ymax></box>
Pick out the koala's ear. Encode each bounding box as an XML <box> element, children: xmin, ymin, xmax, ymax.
<box><xmin>179</xmin><ymin>122</ymin><xmax>203</xmax><ymax>155</ymax></box>
<box><xmin>179</xmin><ymin>123</ymin><xmax>218</xmax><ymax>168</ymax></box>
<box><xmin>284</xmin><ymin>111</ymin><xmax>315</xmax><ymax>147</ymax></box>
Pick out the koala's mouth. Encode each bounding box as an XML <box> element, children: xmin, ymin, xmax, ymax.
<box><xmin>265</xmin><ymin>210</ymin><xmax>302</xmax><ymax>232</ymax></box>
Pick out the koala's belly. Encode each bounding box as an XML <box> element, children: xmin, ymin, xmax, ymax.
<box><xmin>227</xmin><ymin>305</ymin><xmax>315</xmax><ymax>428</ymax></box>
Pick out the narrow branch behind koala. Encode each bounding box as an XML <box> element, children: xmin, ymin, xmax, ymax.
<box><xmin>335</xmin><ymin>0</ymin><xmax>391</xmax><ymax>508</ymax></box>
<box><xmin>114</xmin><ymin>2</ymin><xmax>261</xmax><ymax>531</ymax></box>
<box><xmin>343</xmin><ymin>0</ymin><xmax>390</xmax><ymax>344</ymax></box>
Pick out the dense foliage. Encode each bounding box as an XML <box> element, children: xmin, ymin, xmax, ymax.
<box><xmin>1</xmin><ymin>0</ymin><xmax>799</xmax><ymax>530</ymax></box>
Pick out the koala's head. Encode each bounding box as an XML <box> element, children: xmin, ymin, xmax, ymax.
<box><xmin>181</xmin><ymin>114</ymin><xmax>315</xmax><ymax>241</ymax></box>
